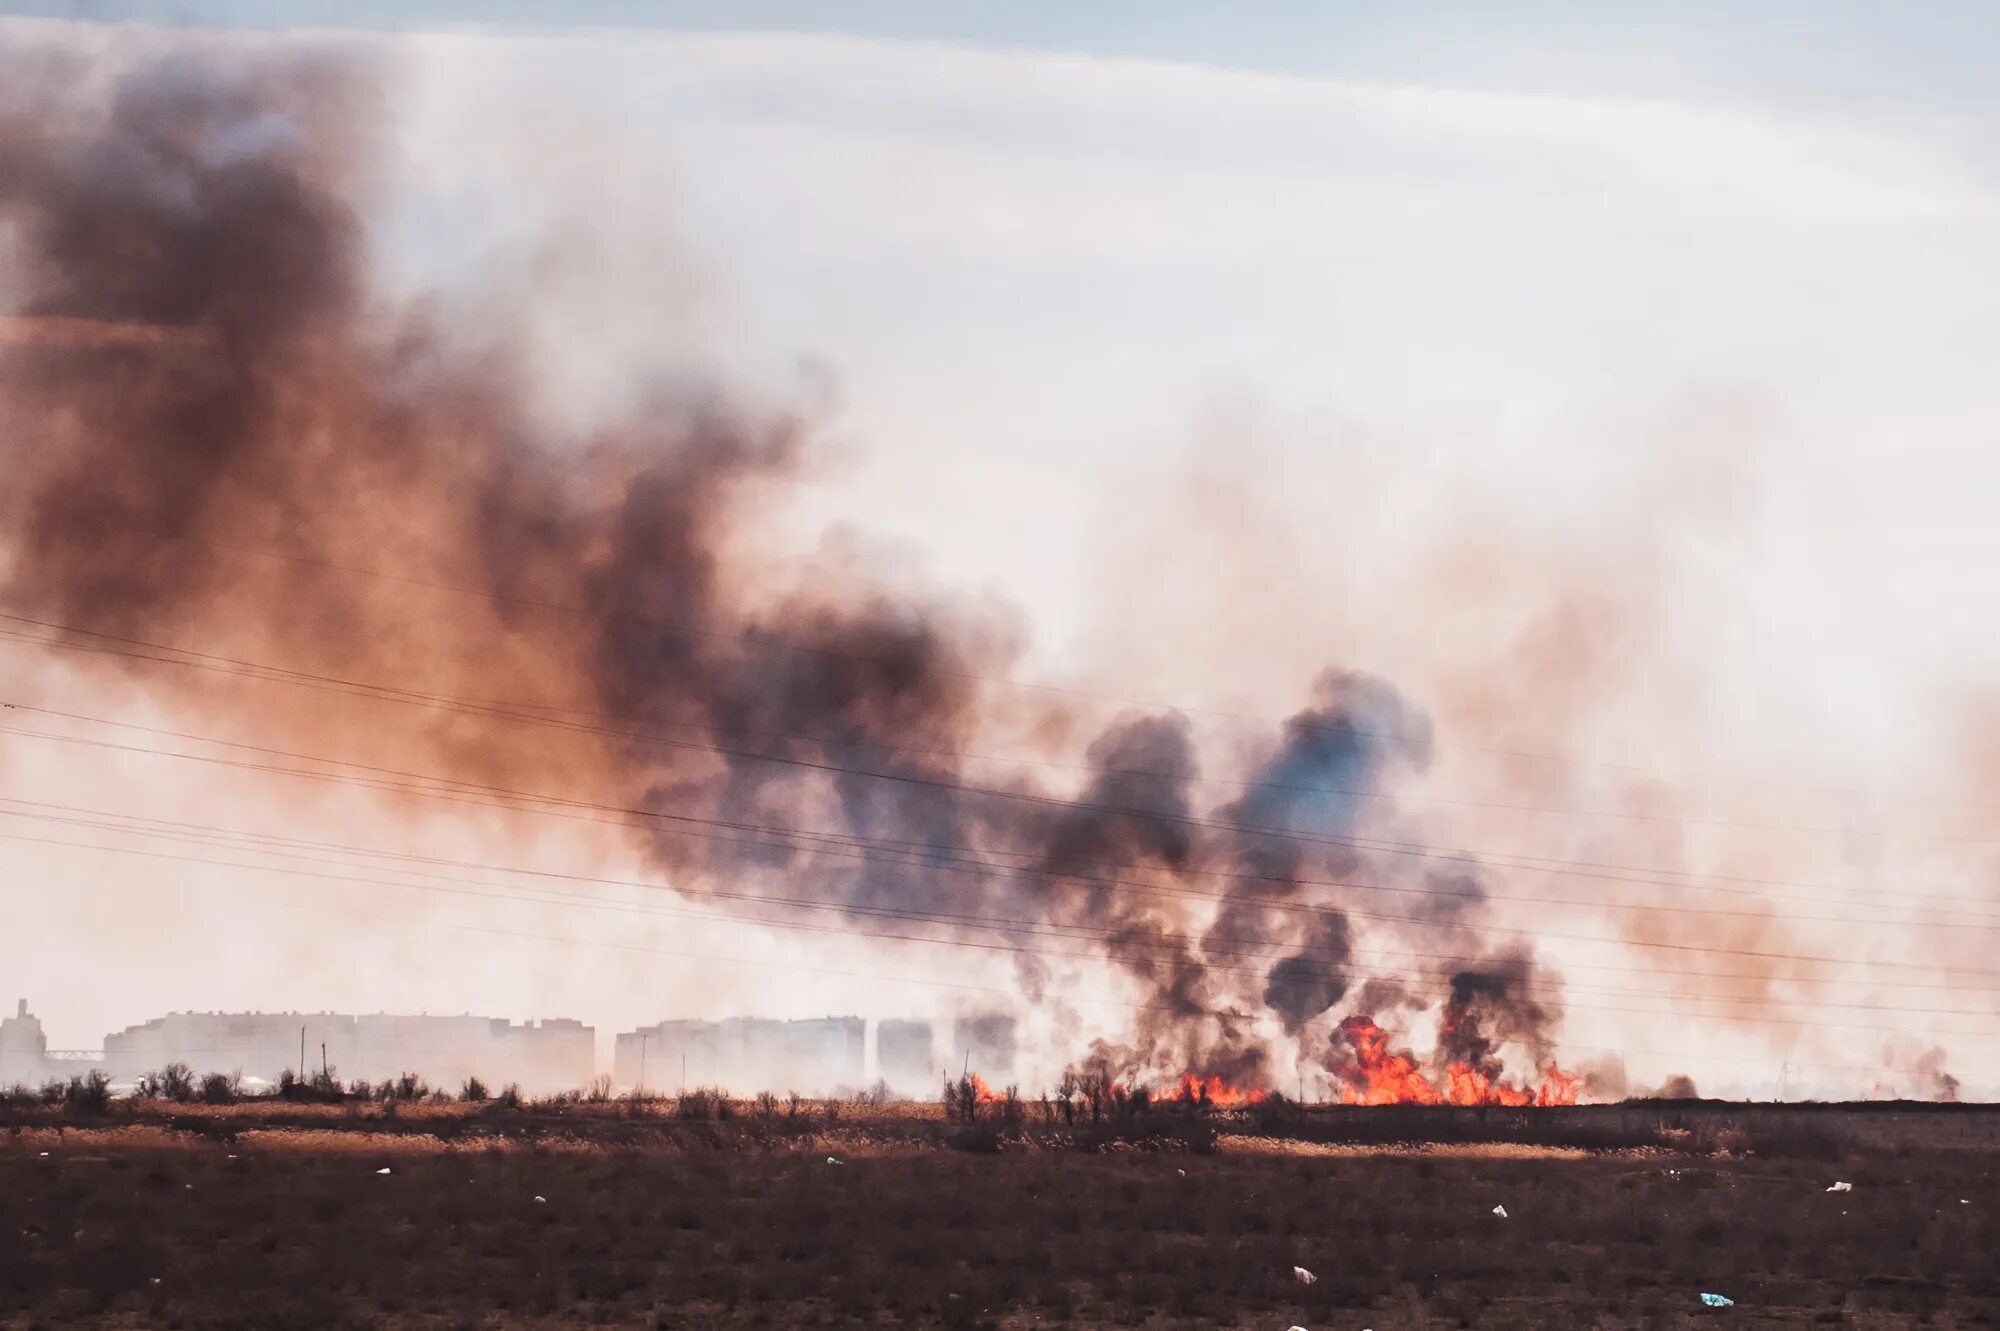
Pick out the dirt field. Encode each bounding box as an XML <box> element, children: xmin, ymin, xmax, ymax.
<box><xmin>4</xmin><ymin>1108</ymin><xmax>1999</xmax><ymax>1330</ymax></box>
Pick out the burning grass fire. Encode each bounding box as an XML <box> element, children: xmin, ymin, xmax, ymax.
<box><xmin>1334</xmin><ymin>1016</ymin><xmax>1580</xmax><ymax>1107</ymax></box>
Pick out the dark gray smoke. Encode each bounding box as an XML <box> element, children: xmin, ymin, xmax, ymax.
<box><xmin>1438</xmin><ymin>945</ymin><xmax>1563</xmax><ymax>1078</ymax></box>
<box><xmin>0</xmin><ymin>32</ymin><xmax>1560</xmax><ymax>1093</ymax></box>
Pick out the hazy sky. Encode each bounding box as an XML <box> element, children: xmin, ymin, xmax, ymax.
<box><xmin>4</xmin><ymin>5</ymin><xmax>1999</xmax><ymax>1098</ymax></box>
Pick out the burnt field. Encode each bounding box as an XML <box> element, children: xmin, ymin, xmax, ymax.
<box><xmin>5</xmin><ymin>1102</ymin><xmax>2000</xmax><ymax>1329</ymax></box>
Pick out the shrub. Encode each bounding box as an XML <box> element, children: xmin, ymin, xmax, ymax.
<box><xmin>278</xmin><ymin>1066</ymin><xmax>347</xmax><ymax>1103</ymax></box>
<box><xmin>63</xmin><ymin>1070</ymin><xmax>111</xmax><ymax>1116</ymax></box>
<box><xmin>158</xmin><ymin>1062</ymin><xmax>196</xmax><ymax>1102</ymax></box>
<box><xmin>495</xmin><ymin>1082</ymin><xmax>523</xmax><ymax>1109</ymax></box>
<box><xmin>461</xmin><ymin>1076</ymin><xmax>490</xmax><ymax>1102</ymax></box>
<box><xmin>756</xmin><ymin>1090</ymin><xmax>778</xmax><ymax>1119</ymax></box>
<box><xmin>944</xmin><ymin>1074</ymin><xmax>983</xmax><ymax>1123</ymax></box>
<box><xmin>677</xmin><ymin>1086</ymin><xmax>728</xmax><ymax>1121</ymax></box>
<box><xmin>1057</xmin><ymin>1072</ymin><xmax>1079</xmax><ymax>1126</ymax></box>
<box><xmin>390</xmin><ymin>1072</ymin><xmax>429</xmax><ymax>1102</ymax></box>
<box><xmin>199</xmin><ymin>1071</ymin><xmax>242</xmax><ymax>1105</ymax></box>
<box><xmin>585</xmin><ymin>1074</ymin><xmax>615</xmax><ymax>1104</ymax></box>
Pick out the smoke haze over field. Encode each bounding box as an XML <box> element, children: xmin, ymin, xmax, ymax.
<box><xmin>3</xmin><ymin>19</ymin><xmax>1999</xmax><ymax>1099</ymax></box>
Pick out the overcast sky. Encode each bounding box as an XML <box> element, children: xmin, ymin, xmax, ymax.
<box><xmin>5</xmin><ymin>5</ymin><xmax>1999</xmax><ymax>1098</ymax></box>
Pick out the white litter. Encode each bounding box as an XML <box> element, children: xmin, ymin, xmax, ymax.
<box><xmin>1492</xmin><ymin>1204</ymin><xmax>1509</xmax><ymax>1219</ymax></box>
<box><xmin>149</xmin><ymin>1278</ymin><xmax>161</xmax><ymax>1286</ymax></box>
<box><xmin>1826</xmin><ymin>1181</ymin><xmax>1853</xmax><ymax>1193</ymax></box>
<box><xmin>375</xmin><ymin>1167</ymin><xmax>392</xmax><ymax>1175</ymax></box>
<box><xmin>1292</xmin><ymin>1265</ymin><xmax>1317</xmax><ymax>1285</ymax></box>
<box><xmin>533</xmin><ymin>1195</ymin><xmax>547</xmax><ymax>1204</ymax></box>
<box><xmin>826</xmin><ymin>1156</ymin><xmax>842</xmax><ymax>1165</ymax></box>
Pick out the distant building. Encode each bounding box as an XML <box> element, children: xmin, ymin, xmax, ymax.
<box><xmin>952</xmin><ymin>1012</ymin><xmax>1017</xmax><ymax>1084</ymax></box>
<box><xmin>877</xmin><ymin>1019</ymin><xmax>935</xmax><ymax>1091</ymax></box>
<box><xmin>100</xmin><ymin>1011</ymin><xmax>592</xmax><ymax>1093</ymax></box>
<box><xmin>1</xmin><ymin>1000</ymin><xmax>54</xmax><ymax>1087</ymax></box>
<box><xmin>614</xmin><ymin>1016</ymin><xmax>865</xmax><ymax>1094</ymax></box>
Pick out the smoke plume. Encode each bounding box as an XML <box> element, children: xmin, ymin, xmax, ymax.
<box><xmin>0</xmin><ymin>28</ymin><xmax>1833</xmax><ymax>1098</ymax></box>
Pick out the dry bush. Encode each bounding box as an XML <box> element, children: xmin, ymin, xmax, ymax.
<box><xmin>62</xmin><ymin>1070</ymin><xmax>111</xmax><ymax>1116</ymax></box>
<box><xmin>676</xmin><ymin>1087</ymin><xmax>729</xmax><ymax>1121</ymax></box>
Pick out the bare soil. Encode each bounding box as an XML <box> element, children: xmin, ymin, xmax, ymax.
<box><xmin>3</xmin><ymin>1112</ymin><xmax>1998</xmax><ymax>1329</ymax></box>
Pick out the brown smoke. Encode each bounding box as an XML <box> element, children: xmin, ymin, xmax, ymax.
<box><xmin>11</xmin><ymin>28</ymin><xmax>1919</xmax><ymax>1098</ymax></box>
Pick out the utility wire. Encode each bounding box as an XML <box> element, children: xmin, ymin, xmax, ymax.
<box><xmin>10</xmin><ymin>797</ymin><xmax>1997</xmax><ymax>1020</ymax></box>
<box><xmin>7</xmin><ymin>626</ymin><xmax>2000</xmax><ymax>917</ymax></box>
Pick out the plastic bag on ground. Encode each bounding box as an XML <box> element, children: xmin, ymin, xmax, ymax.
<box><xmin>1700</xmin><ymin>1292</ymin><xmax>1735</xmax><ymax>1308</ymax></box>
<box><xmin>1826</xmin><ymin>1181</ymin><xmax>1853</xmax><ymax>1193</ymax></box>
<box><xmin>375</xmin><ymin>1167</ymin><xmax>391</xmax><ymax>1175</ymax></box>
<box><xmin>1292</xmin><ymin>1266</ymin><xmax>1317</xmax><ymax>1285</ymax></box>
<box><xmin>1492</xmin><ymin>1204</ymin><xmax>1508</xmax><ymax>1218</ymax></box>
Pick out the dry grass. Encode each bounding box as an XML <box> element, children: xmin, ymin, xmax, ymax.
<box><xmin>3</xmin><ymin>1115</ymin><xmax>1998</xmax><ymax>1329</ymax></box>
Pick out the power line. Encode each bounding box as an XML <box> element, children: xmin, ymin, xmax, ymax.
<box><xmin>10</xmin><ymin>796</ymin><xmax>1997</xmax><ymax>1020</ymax></box>
<box><xmin>8</xmin><ymin>625</ymin><xmax>2000</xmax><ymax>918</ymax></box>
<box><xmin>13</xmin><ymin>826</ymin><xmax>1991</xmax><ymax>1043</ymax></box>
<box><xmin>41</xmin><ymin>525</ymin><xmax>1741</xmax><ymax>785</ymax></box>
<box><xmin>3</xmin><ymin>695</ymin><xmax>2000</xmax><ymax>955</ymax></box>
<box><xmin>0</xmin><ymin>609</ymin><xmax>1911</xmax><ymax>843</ymax></box>
<box><xmin>7</xmin><ymin>706</ymin><xmax>2000</xmax><ymax>973</ymax></box>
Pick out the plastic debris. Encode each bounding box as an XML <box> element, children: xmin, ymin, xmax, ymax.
<box><xmin>826</xmin><ymin>1156</ymin><xmax>842</xmax><ymax>1165</ymax></box>
<box><xmin>375</xmin><ymin>1167</ymin><xmax>392</xmax><ymax>1175</ymax></box>
<box><xmin>1700</xmin><ymin>1292</ymin><xmax>1735</xmax><ymax>1308</ymax></box>
<box><xmin>1492</xmin><ymin>1204</ymin><xmax>1509</xmax><ymax>1219</ymax></box>
<box><xmin>533</xmin><ymin>1195</ymin><xmax>547</xmax><ymax>1204</ymax></box>
<box><xmin>1292</xmin><ymin>1266</ymin><xmax>1317</xmax><ymax>1286</ymax></box>
<box><xmin>1826</xmin><ymin>1181</ymin><xmax>1852</xmax><ymax>1193</ymax></box>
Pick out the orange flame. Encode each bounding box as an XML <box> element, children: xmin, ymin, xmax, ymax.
<box><xmin>1336</xmin><ymin>1016</ymin><xmax>1579</xmax><ymax>1107</ymax></box>
<box><xmin>1161</xmin><ymin>1073</ymin><xmax>1268</xmax><ymax>1108</ymax></box>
